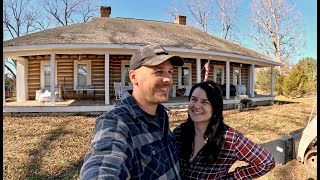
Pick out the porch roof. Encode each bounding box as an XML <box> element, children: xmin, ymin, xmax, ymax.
<box><xmin>4</xmin><ymin>17</ymin><xmax>280</xmax><ymax>66</ymax></box>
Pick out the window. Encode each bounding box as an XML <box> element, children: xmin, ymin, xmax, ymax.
<box><xmin>178</xmin><ymin>63</ymin><xmax>192</xmax><ymax>96</ymax></box>
<box><xmin>181</xmin><ymin>67</ymin><xmax>190</xmax><ymax>85</ymax></box>
<box><xmin>44</xmin><ymin>65</ymin><xmax>51</xmax><ymax>87</ymax></box>
<box><xmin>74</xmin><ymin>60</ymin><xmax>91</xmax><ymax>89</ymax></box>
<box><xmin>233</xmin><ymin>67</ymin><xmax>241</xmax><ymax>85</ymax></box>
<box><xmin>78</xmin><ymin>64</ymin><xmax>88</xmax><ymax>85</ymax></box>
<box><xmin>214</xmin><ymin>65</ymin><xmax>224</xmax><ymax>85</ymax></box>
<box><xmin>40</xmin><ymin>61</ymin><xmax>57</xmax><ymax>89</ymax></box>
<box><xmin>121</xmin><ymin>60</ymin><xmax>131</xmax><ymax>87</ymax></box>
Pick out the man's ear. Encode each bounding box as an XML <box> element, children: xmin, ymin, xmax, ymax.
<box><xmin>129</xmin><ymin>70</ymin><xmax>138</xmax><ymax>85</ymax></box>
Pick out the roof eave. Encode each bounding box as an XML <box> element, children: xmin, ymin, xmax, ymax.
<box><xmin>3</xmin><ymin>43</ymin><xmax>281</xmax><ymax>67</ymax></box>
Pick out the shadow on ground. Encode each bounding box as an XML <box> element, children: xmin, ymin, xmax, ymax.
<box><xmin>25</xmin><ymin>123</ymin><xmax>83</xmax><ymax>180</ymax></box>
<box><xmin>273</xmin><ymin>100</ymin><xmax>300</xmax><ymax>105</ymax></box>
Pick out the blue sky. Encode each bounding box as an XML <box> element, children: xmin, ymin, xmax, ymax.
<box><xmin>96</xmin><ymin>0</ymin><xmax>317</xmax><ymax>63</ymax></box>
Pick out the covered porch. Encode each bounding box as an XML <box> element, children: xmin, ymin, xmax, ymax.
<box><xmin>3</xmin><ymin>44</ymin><xmax>281</xmax><ymax>115</ymax></box>
<box><xmin>3</xmin><ymin>53</ymin><xmax>278</xmax><ymax>104</ymax></box>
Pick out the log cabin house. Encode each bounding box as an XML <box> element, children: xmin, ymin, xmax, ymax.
<box><xmin>3</xmin><ymin>6</ymin><xmax>281</xmax><ymax>115</ymax></box>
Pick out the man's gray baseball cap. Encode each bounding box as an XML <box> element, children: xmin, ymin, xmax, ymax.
<box><xmin>130</xmin><ymin>45</ymin><xmax>184</xmax><ymax>70</ymax></box>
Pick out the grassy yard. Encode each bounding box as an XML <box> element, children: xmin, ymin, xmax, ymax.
<box><xmin>3</xmin><ymin>96</ymin><xmax>317</xmax><ymax>179</ymax></box>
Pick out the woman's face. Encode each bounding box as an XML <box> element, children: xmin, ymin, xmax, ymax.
<box><xmin>188</xmin><ymin>87</ymin><xmax>213</xmax><ymax>125</ymax></box>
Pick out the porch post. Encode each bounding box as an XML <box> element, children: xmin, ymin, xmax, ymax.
<box><xmin>105</xmin><ymin>53</ymin><xmax>110</xmax><ymax>105</ymax></box>
<box><xmin>226</xmin><ymin>61</ymin><xmax>230</xmax><ymax>99</ymax></box>
<box><xmin>50</xmin><ymin>53</ymin><xmax>56</xmax><ymax>105</ymax></box>
<box><xmin>196</xmin><ymin>58</ymin><xmax>201</xmax><ymax>83</ymax></box>
<box><xmin>271</xmin><ymin>67</ymin><xmax>274</xmax><ymax>96</ymax></box>
<box><xmin>250</xmin><ymin>64</ymin><xmax>255</xmax><ymax>98</ymax></box>
<box><xmin>16</xmin><ymin>59</ymin><xmax>28</xmax><ymax>102</ymax></box>
<box><xmin>247</xmin><ymin>66</ymin><xmax>251</xmax><ymax>95</ymax></box>
<box><xmin>239</xmin><ymin>64</ymin><xmax>242</xmax><ymax>85</ymax></box>
<box><xmin>3</xmin><ymin>55</ymin><xmax>5</xmax><ymax>106</ymax></box>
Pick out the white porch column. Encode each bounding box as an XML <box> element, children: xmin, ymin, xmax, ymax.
<box><xmin>16</xmin><ymin>59</ymin><xmax>28</xmax><ymax>102</ymax></box>
<box><xmin>3</xmin><ymin>55</ymin><xmax>6</xmax><ymax>106</ymax></box>
<box><xmin>271</xmin><ymin>67</ymin><xmax>274</xmax><ymax>96</ymax></box>
<box><xmin>250</xmin><ymin>64</ymin><xmax>255</xmax><ymax>98</ymax></box>
<box><xmin>105</xmin><ymin>53</ymin><xmax>110</xmax><ymax>105</ymax></box>
<box><xmin>226</xmin><ymin>61</ymin><xmax>230</xmax><ymax>99</ymax></box>
<box><xmin>50</xmin><ymin>53</ymin><xmax>56</xmax><ymax>105</ymax></box>
<box><xmin>247</xmin><ymin>66</ymin><xmax>251</xmax><ymax>95</ymax></box>
<box><xmin>196</xmin><ymin>58</ymin><xmax>201</xmax><ymax>83</ymax></box>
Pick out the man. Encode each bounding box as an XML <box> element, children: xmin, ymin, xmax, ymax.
<box><xmin>80</xmin><ymin>45</ymin><xmax>184</xmax><ymax>179</ymax></box>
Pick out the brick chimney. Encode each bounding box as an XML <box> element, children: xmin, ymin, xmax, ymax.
<box><xmin>174</xmin><ymin>15</ymin><xmax>186</xmax><ymax>25</ymax></box>
<box><xmin>101</xmin><ymin>6</ymin><xmax>111</xmax><ymax>17</ymax></box>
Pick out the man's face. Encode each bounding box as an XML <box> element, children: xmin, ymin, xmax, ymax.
<box><xmin>130</xmin><ymin>60</ymin><xmax>173</xmax><ymax>105</ymax></box>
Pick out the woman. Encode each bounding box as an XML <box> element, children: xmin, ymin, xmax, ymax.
<box><xmin>173</xmin><ymin>81</ymin><xmax>275</xmax><ymax>179</ymax></box>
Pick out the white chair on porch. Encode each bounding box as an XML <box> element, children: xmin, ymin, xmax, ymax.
<box><xmin>36</xmin><ymin>88</ymin><xmax>59</xmax><ymax>104</ymax></box>
<box><xmin>114</xmin><ymin>82</ymin><xmax>123</xmax><ymax>100</ymax></box>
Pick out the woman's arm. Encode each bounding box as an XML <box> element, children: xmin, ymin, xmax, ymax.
<box><xmin>228</xmin><ymin>132</ymin><xmax>275</xmax><ymax>179</ymax></box>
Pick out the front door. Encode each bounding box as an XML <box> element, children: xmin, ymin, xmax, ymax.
<box><xmin>178</xmin><ymin>63</ymin><xmax>192</xmax><ymax>96</ymax></box>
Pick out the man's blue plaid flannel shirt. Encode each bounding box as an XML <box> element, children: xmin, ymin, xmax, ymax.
<box><xmin>80</xmin><ymin>91</ymin><xmax>180</xmax><ymax>179</ymax></box>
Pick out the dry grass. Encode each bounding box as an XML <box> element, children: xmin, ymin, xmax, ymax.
<box><xmin>3</xmin><ymin>96</ymin><xmax>317</xmax><ymax>179</ymax></box>
<box><xmin>4</xmin><ymin>116</ymin><xmax>95</xmax><ymax>179</ymax></box>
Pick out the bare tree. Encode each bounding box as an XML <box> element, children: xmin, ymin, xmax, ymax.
<box><xmin>34</xmin><ymin>10</ymin><xmax>54</xmax><ymax>31</ymax></box>
<box><xmin>166</xmin><ymin>0</ymin><xmax>214</xmax><ymax>33</ymax></box>
<box><xmin>78</xmin><ymin>0</ymin><xmax>100</xmax><ymax>22</ymax></box>
<box><xmin>3</xmin><ymin>0</ymin><xmax>100</xmax><ymax>79</ymax></box>
<box><xmin>3</xmin><ymin>0</ymin><xmax>36</xmax><ymax>38</ymax></box>
<box><xmin>248</xmin><ymin>0</ymin><xmax>305</xmax><ymax>66</ymax></box>
<box><xmin>215</xmin><ymin>0</ymin><xmax>240</xmax><ymax>41</ymax></box>
<box><xmin>166</xmin><ymin>0</ymin><xmax>242</xmax><ymax>42</ymax></box>
<box><xmin>3</xmin><ymin>0</ymin><xmax>39</xmax><ymax>79</ymax></box>
<box><xmin>41</xmin><ymin>0</ymin><xmax>99</xmax><ymax>27</ymax></box>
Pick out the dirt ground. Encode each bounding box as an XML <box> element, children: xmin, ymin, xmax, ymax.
<box><xmin>3</xmin><ymin>96</ymin><xmax>317</xmax><ymax>179</ymax></box>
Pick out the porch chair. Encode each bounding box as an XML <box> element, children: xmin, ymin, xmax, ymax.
<box><xmin>76</xmin><ymin>85</ymin><xmax>94</xmax><ymax>99</ymax></box>
<box><xmin>36</xmin><ymin>88</ymin><xmax>59</xmax><ymax>104</ymax></box>
<box><xmin>234</xmin><ymin>84</ymin><xmax>247</xmax><ymax>95</ymax></box>
<box><xmin>114</xmin><ymin>82</ymin><xmax>123</xmax><ymax>100</ymax></box>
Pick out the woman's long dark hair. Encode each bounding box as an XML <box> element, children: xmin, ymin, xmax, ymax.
<box><xmin>180</xmin><ymin>80</ymin><xmax>226</xmax><ymax>163</ymax></box>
